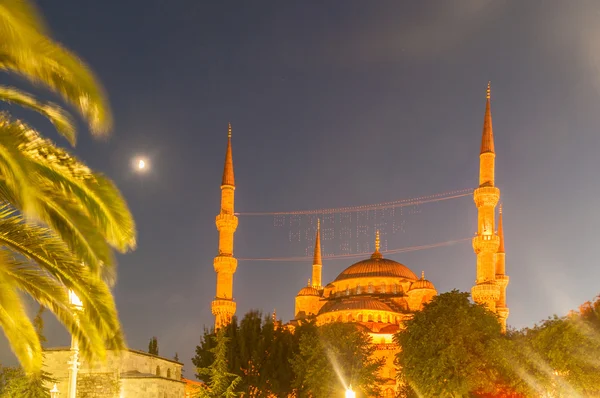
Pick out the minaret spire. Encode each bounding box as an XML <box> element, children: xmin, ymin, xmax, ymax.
<box><xmin>311</xmin><ymin>220</ymin><xmax>322</xmax><ymax>288</ymax></box>
<box><xmin>480</xmin><ymin>81</ymin><xmax>495</xmax><ymax>155</ymax></box>
<box><xmin>212</xmin><ymin>123</ymin><xmax>239</xmax><ymax>330</ymax></box>
<box><xmin>222</xmin><ymin>122</ymin><xmax>235</xmax><ymax>187</ymax></box>
<box><xmin>472</xmin><ymin>83</ymin><xmax>508</xmax><ymax>332</ymax></box>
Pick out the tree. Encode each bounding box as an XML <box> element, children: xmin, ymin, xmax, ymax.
<box><xmin>0</xmin><ymin>365</ymin><xmax>52</xmax><ymax>398</ymax></box>
<box><xmin>510</xmin><ymin>314</ymin><xmax>600</xmax><ymax>397</ymax></box>
<box><xmin>395</xmin><ymin>290</ymin><xmax>513</xmax><ymax>397</ymax></box>
<box><xmin>33</xmin><ymin>306</ymin><xmax>46</xmax><ymax>345</ymax></box>
<box><xmin>148</xmin><ymin>337</ymin><xmax>159</xmax><ymax>356</ymax></box>
<box><xmin>194</xmin><ymin>329</ymin><xmax>241</xmax><ymax>398</ymax></box>
<box><xmin>193</xmin><ymin>311</ymin><xmax>296</xmax><ymax>397</ymax></box>
<box><xmin>174</xmin><ymin>352</ymin><xmax>179</xmax><ymax>362</ymax></box>
<box><xmin>291</xmin><ymin>322</ymin><xmax>384</xmax><ymax>398</ymax></box>
<box><xmin>0</xmin><ymin>0</ymin><xmax>136</xmax><ymax>373</ymax></box>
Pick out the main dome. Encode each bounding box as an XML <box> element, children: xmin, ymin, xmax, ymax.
<box><xmin>334</xmin><ymin>254</ymin><xmax>418</xmax><ymax>282</ymax></box>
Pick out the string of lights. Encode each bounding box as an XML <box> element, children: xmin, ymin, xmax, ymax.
<box><xmin>237</xmin><ymin>237</ymin><xmax>471</xmax><ymax>262</ymax></box>
<box><xmin>235</xmin><ymin>188</ymin><xmax>474</xmax><ymax>216</ymax></box>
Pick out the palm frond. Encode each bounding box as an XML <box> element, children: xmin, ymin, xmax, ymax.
<box><xmin>0</xmin><ymin>205</ymin><xmax>126</xmax><ymax>359</ymax></box>
<box><xmin>0</xmin><ymin>258</ymin><xmax>42</xmax><ymax>373</ymax></box>
<box><xmin>0</xmin><ymin>0</ymin><xmax>111</xmax><ymax>135</ymax></box>
<box><xmin>0</xmin><ymin>85</ymin><xmax>76</xmax><ymax>144</ymax></box>
<box><xmin>20</xmin><ymin>132</ymin><xmax>136</xmax><ymax>251</ymax></box>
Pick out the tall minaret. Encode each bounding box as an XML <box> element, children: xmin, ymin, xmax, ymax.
<box><xmin>312</xmin><ymin>219</ymin><xmax>323</xmax><ymax>289</ymax></box>
<box><xmin>212</xmin><ymin>123</ymin><xmax>239</xmax><ymax>330</ymax></box>
<box><xmin>495</xmin><ymin>204</ymin><xmax>509</xmax><ymax>331</ymax></box>
<box><xmin>472</xmin><ymin>83</ymin><xmax>502</xmax><ymax>316</ymax></box>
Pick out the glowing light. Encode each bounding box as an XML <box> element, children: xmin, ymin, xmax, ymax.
<box><xmin>132</xmin><ymin>156</ymin><xmax>149</xmax><ymax>173</ymax></box>
<box><xmin>50</xmin><ymin>384</ymin><xmax>59</xmax><ymax>398</ymax></box>
<box><xmin>345</xmin><ymin>386</ymin><xmax>356</xmax><ymax>398</ymax></box>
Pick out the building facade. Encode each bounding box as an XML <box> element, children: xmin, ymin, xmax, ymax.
<box><xmin>43</xmin><ymin>348</ymin><xmax>185</xmax><ymax>397</ymax></box>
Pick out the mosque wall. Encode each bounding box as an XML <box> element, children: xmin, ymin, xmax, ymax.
<box><xmin>43</xmin><ymin>348</ymin><xmax>185</xmax><ymax>397</ymax></box>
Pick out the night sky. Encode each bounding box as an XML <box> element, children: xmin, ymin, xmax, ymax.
<box><xmin>2</xmin><ymin>1</ymin><xmax>600</xmax><ymax>374</ymax></box>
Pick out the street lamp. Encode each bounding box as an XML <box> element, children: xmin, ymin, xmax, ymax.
<box><xmin>68</xmin><ymin>290</ymin><xmax>83</xmax><ymax>398</ymax></box>
<box><xmin>345</xmin><ymin>385</ymin><xmax>356</xmax><ymax>398</ymax></box>
<box><xmin>50</xmin><ymin>383</ymin><xmax>59</xmax><ymax>398</ymax></box>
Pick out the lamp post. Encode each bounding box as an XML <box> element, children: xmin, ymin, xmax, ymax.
<box><xmin>345</xmin><ymin>385</ymin><xmax>356</xmax><ymax>398</ymax></box>
<box><xmin>67</xmin><ymin>290</ymin><xmax>83</xmax><ymax>398</ymax></box>
<box><xmin>50</xmin><ymin>383</ymin><xmax>59</xmax><ymax>398</ymax></box>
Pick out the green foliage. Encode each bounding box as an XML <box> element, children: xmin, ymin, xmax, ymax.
<box><xmin>33</xmin><ymin>306</ymin><xmax>46</xmax><ymax>345</ymax></box>
<box><xmin>148</xmin><ymin>336</ymin><xmax>159</xmax><ymax>356</ymax></box>
<box><xmin>506</xmin><ymin>304</ymin><xmax>600</xmax><ymax>397</ymax></box>
<box><xmin>193</xmin><ymin>311</ymin><xmax>297</xmax><ymax>397</ymax></box>
<box><xmin>291</xmin><ymin>321</ymin><xmax>384</xmax><ymax>398</ymax></box>
<box><xmin>0</xmin><ymin>365</ymin><xmax>52</xmax><ymax>398</ymax></box>
<box><xmin>395</xmin><ymin>290</ymin><xmax>511</xmax><ymax>397</ymax></box>
<box><xmin>194</xmin><ymin>329</ymin><xmax>241</xmax><ymax>398</ymax></box>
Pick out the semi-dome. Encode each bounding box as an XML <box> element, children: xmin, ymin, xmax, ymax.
<box><xmin>334</xmin><ymin>254</ymin><xmax>418</xmax><ymax>282</ymax></box>
<box><xmin>319</xmin><ymin>298</ymin><xmax>395</xmax><ymax>314</ymax></box>
<box><xmin>409</xmin><ymin>271</ymin><xmax>436</xmax><ymax>291</ymax></box>
<box><xmin>297</xmin><ymin>285</ymin><xmax>320</xmax><ymax>296</ymax></box>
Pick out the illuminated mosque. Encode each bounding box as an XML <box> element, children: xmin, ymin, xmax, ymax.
<box><xmin>210</xmin><ymin>84</ymin><xmax>509</xmax><ymax>396</ymax></box>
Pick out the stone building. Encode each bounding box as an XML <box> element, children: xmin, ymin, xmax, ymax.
<box><xmin>43</xmin><ymin>347</ymin><xmax>185</xmax><ymax>397</ymax></box>
<box><xmin>210</xmin><ymin>84</ymin><xmax>510</xmax><ymax>397</ymax></box>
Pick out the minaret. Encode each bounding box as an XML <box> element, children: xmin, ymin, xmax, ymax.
<box><xmin>495</xmin><ymin>204</ymin><xmax>509</xmax><ymax>332</ymax></box>
<box><xmin>472</xmin><ymin>83</ymin><xmax>502</xmax><ymax>314</ymax></box>
<box><xmin>312</xmin><ymin>219</ymin><xmax>323</xmax><ymax>289</ymax></box>
<box><xmin>211</xmin><ymin>123</ymin><xmax>239</xmax><ymax>329</ymax></box>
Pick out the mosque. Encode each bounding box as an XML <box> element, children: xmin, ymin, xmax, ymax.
<box><xmin>210</xmin><ymin>84</ymin><xmax>509</xmax><ymax>396</ymax></box>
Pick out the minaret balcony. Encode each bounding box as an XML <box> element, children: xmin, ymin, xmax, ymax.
<box><xmin>211</xmin><ymin>299</ymin><xmax>236</xmax><ymax>316</ymax></box>
<box><xmin>473</xmin><ymin>186</ymin><xmax>500</xmax><ymax>208</ymax></box>
<box><xmin>213</xmin><ymin>255</ymin><xmax>238</xmax><ymax>273</ymax></box>
<box><xmin>215</xmin><ymin>213</ymin><xmax>238</xmax><ymax>231</ymax></box>
<box><xmin>495</xmin><ymin>274</ymin><xmax>510</xmax><ymax>288</ymax></box>
<box><xmin>472</xmin><ymin>234</ymin><xmax>500</xmax><ymax>253</ymax></box>
<box><xmin>471</xmin><ymin>282</ymin><xmax>500</xmax><ymax>304</ymax></box>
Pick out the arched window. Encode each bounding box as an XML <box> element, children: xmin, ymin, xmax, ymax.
<box><xmin>381</xmin><ymin>282</ymin><xmax>386</xmax><ymax>293</ymax></box>
<box><xmin>356</xmin><ymin>284</ymin><xmax>362</xmax><ymax>294</ymax></box>
<box><xmin>156</xmin><ymin>366</ymin><xmax>161</xmax><ymax>376</ymax></box>
<box><xmin>368</xmin><ymin>314</ymin><xmax>373</xmax><ymax>322</ymax></box>
<box><xmin>377</xmin><ymin>314</ymin><xmax>382</xmax><ymax>323</ymax></box>
<box><xmin>368</xmin><ymin>282</ymin><xmax>373</xmax><ymax>293</ymax></box>
<box><xmin>358</xmin><ymin>314</ymin><xmax>363</xmax><ymax>322</ymax></box>
<box><xmin>346</xmin><ymin>285</ymin><xmax>350</xmax><ymax>296</ymax></box>
<box><xmin>167</xmin><ymin>368</ymin><xmax>171</xmax><ymax>378</ymax></box>
<box><xmin>337</xmin><ymin>315</ymin><xmax>343</xmax><ymax>322</ymax></box>
<box><xmin>393</xmin><ymin>283</ymin><xmax>398</xmax><ymax>294</ymax></box>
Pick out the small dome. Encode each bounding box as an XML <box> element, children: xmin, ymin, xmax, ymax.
<box><xmin>297</xmin><ymin>286</ymin><xmax>320</xmax><ymax>297</ymax></box>
<box><xmin>409</xmin><ymin>271</ymin><xmax>435</xmax><ymax>291</ymax></box>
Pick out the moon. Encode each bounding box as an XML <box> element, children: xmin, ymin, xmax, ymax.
<box><xmin>133</xmin><ymin>156</ymin><xmax>149</xmax><ymax>173</ymax></box>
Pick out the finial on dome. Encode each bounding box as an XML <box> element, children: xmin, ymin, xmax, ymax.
<box><xmin>375</xmin><ymin>230</ymin><xmax>380</xmax><ymax>252</ymax></box>
<box><xmin>307</xmin><ymin>278</ymin><xmax>311</xmax><ymax>286</ymax></box>
<box><xmin>317</xmin><ymin>218</ymin><xmax>320</xmax><ymax>229</ymax></box>
<box><xmin>499</xmin><ymin>203</ymin><xmax>503</xmax><ymax>215</ymax></box>
<box><xmin>421</xmin><ymin>270</ymin><xmax>425</xmax><ymax>279</ymax></box>
<box><xmin>487</xmin><ymin>81</ymin><xmax>491</xmax><ymax>100</ymax></box>
<box><xmin>228</xmin><ymin>122</ymin><xmax>232</xmax><ymax>138</ymax></box>
<box><xmin>272</xmin><ymin>308</ymin><xmax>277</xmax><ymax>321</ymax></box>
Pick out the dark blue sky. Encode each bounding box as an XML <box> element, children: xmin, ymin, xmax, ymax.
<box><xmin>2</xmin><ymin>0</ymin><xmax>600</xmax><ymax>374</ymax></box>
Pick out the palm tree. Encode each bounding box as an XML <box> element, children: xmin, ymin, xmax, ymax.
<box><xmin>0</xmin><ymin>0</ymin><xmax>136</xmax><ymax>372</ymax></box>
